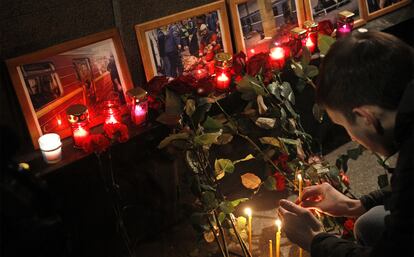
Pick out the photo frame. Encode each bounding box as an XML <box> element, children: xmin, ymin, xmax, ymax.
<box><xmin>302</xmin><ymin>0</ymin><xmax>367</xmax><ymax>27</ymax></box>
<box><xmin>135</xmin><ymin>0</ymin><xmax>233</xmax><ymax>81</ymax></box>
<box><xmin>228</xmin><ymin>0</ymin><xmax>307</xmax><ymax>56</ymax></box>
<box><xmin>6</xmin><ymin>29</ymin><xmax>133</xmax><ymax>149</ymax></box>
<box><xmin>362</xmin><ymin>0</ymin><xmax>411</xmax><ymax>20</ymax></box>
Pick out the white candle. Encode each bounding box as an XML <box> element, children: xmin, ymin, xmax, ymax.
<box><xmin>38</xmin><ymin>133</ymin><xmax>62</xmax><ymax>164</ymax></box>
<box><xmin>245</xmin><ymin>208</ymin><xmax>253</xmax><ymax>254</ymax></box>
<box><xmin>275</xmin><ymin>219</ymin><xmax>281</xmax><ymax>257</ymax></box>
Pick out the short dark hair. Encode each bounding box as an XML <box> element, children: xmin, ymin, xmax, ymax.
<box><xmin>316</xmin><ymin>31</ymin><xmax>414</xmax><ymax>121</ymax></box>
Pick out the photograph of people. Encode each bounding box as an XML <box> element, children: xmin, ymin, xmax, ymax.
<box><xmin>146</xmin><ymin>11</ymin><xmax>224</xmax><ymax>78</ymax></box>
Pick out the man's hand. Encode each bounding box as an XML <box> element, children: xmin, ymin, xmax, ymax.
<box><xmin>278</xmin><ymin>199</ymin><xmax>323</xmax><ymax>251</ymax></box>
<box><xmin>301</xmin><ymin>183</ymin><xmax>365</xmax><ymax>217</ymax></box>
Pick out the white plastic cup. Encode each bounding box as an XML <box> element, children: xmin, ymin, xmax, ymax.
<box><xmin>38</xmin><ymin>133</ymin><xmax>62</xmax><ymax>164</ymax></box>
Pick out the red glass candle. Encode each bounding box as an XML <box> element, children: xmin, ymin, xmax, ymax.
<box><xmin>127</xmin><ymin>87</ymin><xmax>148</xmax><ymax>126</ymax></box>
<box><xmin>216</xmin><ymin>73</ymin><xmax>230</xmax><ymax>91</ymax></box>
<box><xmin>66</xmin><ymin>104</ymin><xmax>90</xmax><ymax>148</ymax></box>
<box><xmin>269</xmin><ymin>46</ymin><xmax>285</xmax><ymax>70</ymax></box>
<box><xmin>103</xmin><ymin>92</ymin><xmax>121</xmax><ymax>125</ymax></box>
<box><xmin>214</xmin><ymin>53</ymin><xmax>233</xmax><ymax>92</ymax></box>
<box><xmin>193</xmin><ymin>68</ymin><xmax>208</xmax><ymax>80</ymax></box>
<box><xmin>290</xmin><ymin>27</ymin><xmax>307</xmax><ymax>58</ymax></box>
<box><xmin>336</xmin><ymin>11</ymin><xmax>355</xmax><ymax>38</ymax></box>
<box><xmin>303</xmin><ymin>21</ymin><xmax>318</xmax><ymax>53</ymax></box>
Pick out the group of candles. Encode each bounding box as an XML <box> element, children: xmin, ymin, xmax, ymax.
<box><xmin>38</xmin><ymin>87</ymin><xmax>148</xmax><ymax>164</ymax></box>
<box><xmin>243</xmin><ymin>174</ymin><xmax>304</xmax><ymax>257</ymax></box>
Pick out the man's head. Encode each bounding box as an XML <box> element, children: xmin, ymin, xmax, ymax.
<box><xmin>199</xmin><ymin>24</ymin><xmax>208</xmax><ymax>36</ymax></box>
<box><xmin>317</xmin><ymin>31</ymin><xmax>414</xmax><ymax>156</ymax></box>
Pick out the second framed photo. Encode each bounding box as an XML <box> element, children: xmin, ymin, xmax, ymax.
<box><xmin>135</xmin><ymin>0</ymin><xmax>233</xmax><ymax>81</ymax></box>
<box><xmin>228</xmin><ymin>0</ymin><xmax>307</xmax><ymax>56</ymax></box>
<box><xmin>6</xmin><ymin>29</ymin><xmax>133</xmax><ymax>149</ymax></box>
<box><xmin>302</xmin><ymin>0</ymin><xmax>367</xmax><ymax>27</ymax></box>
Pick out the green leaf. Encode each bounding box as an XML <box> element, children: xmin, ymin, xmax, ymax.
<box><xmin>347</xmin><ymin>147</ymin><xmax>364</xmax><ymax>160</ymax></box>
<box><xmin>295</xmin><ymin>79</ymin><xmax>306</xmax><ymax>93</ymax></box>
<box><xmin>236</xmin><ymin>216</ymin><xmax>247</xmax><ymax>231</ymax></box>
<box><xmin>219</xmin><ymin>201</ymin><xmax>235</xmax><ymax>214</ymax></box>
<box><xmin>264</xmin><ymin>176</ymin><xmax>277</xmax><ymax>191</ymax></box>
<box><xmin>158</xmin><ymin>132</ymin><xmax>189</xmax><ymax>149</ymax></box>
<box><xmin>280</xmin><ymin>82</ymin><xmax>292</xmax><ymax>99</ymax></box>
<box><xmin>259</xmin><ymin>137</ymin><xmax>281</xmax><ymax>148</ymax></box>
<box><xmin>203</xmin><ymin>116</ymin><xmax>223</xmax><ymax>132</ymax></box>
<box><xmin>279</xmin><ymin>137</ymin><xmax>299</xmax><ymax>145</ymax></box>
<box><xmin>329</xmin><ymin>166</ymin><xmax>340</xmax><ymax>177</ymax></box>
<box><xmin>216</xmin><ymin>133</ymin><xmax>234</xmax><ymax>145</ymax></box>
<box><xmin>231</xmin><ymin>198</ymin><xmax>249</xmax><ymax>207</ymax></box>
<box><xmin>202</xmin><ymin>191</ymin><xmax>219</xmax><ymax>210</ymax></box>
<box><xmin>218</xmin><ymin>212</ymin><xmax>226</xmax><ymax>224</ymax></box>
<box><xmin>291</xmin><ymin>61</ymin><xmax>305</xmax><ymax>79</ymax></box>
<box><xmin>267</xmin><ymin>81</ymin><xmax>283</xmax><ymax>101</ymax></box>
<box><xmin>284</xmin><ymin>101</ymin><xmax>298</xmax><ymax>118</ymax></box>
<box><xmin>185</xmin><ymin>99</ymin><xmax>196</xmax><ymax>116</ymax></box>
<box><xmin>301</xmin><ymin>46</ymin><xmax>311</xmax><ymax>66</ymax></box>
<box><xmin>156</xmin><ymin>113</ymin><xmax>181</xmax><ymax>126</ymax></box>
<box><xmin>312</xmin><ymin>103</ymin><xmax>324</xmax><ymax>123</ymax></box>
<box><xmin>191</xmin><ymin>103</ymin><xmax>212</xmax><ymax>127</ymax></box>
<box><xmin>233</xmin><ymin>154</ymin><xmax>255</xmax><ymax>164</ymax></box>
<box><xmin>165</xmin><ymin>89</ymin><xmax>182</xmax><ymax>115</ymax></box>
<box><xmin>194</xmin><ymin>132</ymin><xmax>222</xmax><ymax>146</ymax></box>
<box><xmin>304</xmin><ymin>65</ymin><xmax>319</xmax><ymax>78</ymax></box>
<box><xmin>214</xmin><ymin>159</ymin><xmax>235</xmax><ymax>180</ymax></box>
<box><xmin>318</xmin><ymin>34</ymin><xmax>336</xmax><ymax>56</ymax></box>
<box><xmin>236</xmin><ymin>75</ymin><xmax>267</xmax><ymax>97</ymax></box>
<box><xmin>255</xmin><ymin>117</ymin><xmax>276</xmax><ymax>129</ymax></box>
<box><xmin>200</xmin><ymin>184</ymin><xmax>216</xmax><ymax>192</ymax></box>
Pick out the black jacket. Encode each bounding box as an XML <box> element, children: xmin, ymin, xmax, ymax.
<box><xmin>311</xmin><ymin>82</ymin><xmax>414</xmax><ymax>257</ymax></box>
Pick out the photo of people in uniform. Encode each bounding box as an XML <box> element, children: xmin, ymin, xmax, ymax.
<box><xmin>146</xmin><ymin>11</ymin><xmax>224</xmax><ymax>78</ymax></box>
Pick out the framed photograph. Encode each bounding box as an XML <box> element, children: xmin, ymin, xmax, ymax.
<box><xmin>135</xmin><ymin>0</ymin><xmax>233</xmax><ymax>81</ymax></box>
<box><xmin>362</xmin><ymin>0</ymin><xmax>411</xmax><ymax>20</ymax></box>
<box><xmin>6</xmin><ymin>29</ymin><xmax>133</xmax><ymax>149</ymax></box>
<box><xmin>302</xmin><ymin>0</ymin><xmax>367</xmax><ymax>27</ymax></box>
<box><xmin>228</xmin><ymin>0</ymin><xmax>306</xmax><ymax>56</ymax></box>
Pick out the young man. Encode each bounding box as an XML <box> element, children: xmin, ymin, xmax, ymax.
<box><xmin>278</xmin><ymin>31</ymin><xmax>414</xmax><ymax>256</ymax></box>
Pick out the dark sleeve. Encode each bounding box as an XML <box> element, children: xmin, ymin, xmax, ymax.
<box><xmin>311</xmin><ymin>233</ymin><xmax>371</xmax><ymax>257</ymax></box>
<box><xmin>359</xmin><ymin>185</ymin><xmax>392</xmax><ymax>211</ymax></box>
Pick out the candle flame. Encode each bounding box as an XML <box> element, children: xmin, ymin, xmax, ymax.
<box><xmin>306</xmin><ymin>37</ymin><xmax>314</xmax><ymax>47</ymax></box>
<box><xmin>106</xmin><ymin>114</ymin><xmax>118</xmax><ymax>124</ymax></box>
<box><xmin>217</xmin><ymin>73</ymin><xmax>229</xmax><ymax>82</ymax></box>
<box><xmin>250</xmin><ymin>49</ymin><xmax>255</xmax><ymax>54</ymax></box>
<box><xmin>297</xmin><ymin>173</ymin><xmax>302</xmax><ymax>180</ymax></box>
<box><xmin>57</xmin><ymin>117</ymin><xmax>62</xmax><ymax>126</ymax></box>
<box><xmin>270</xmin><ymin>47</ymin><xmax>285</xmax><ymax>60</ymax></box>
<box><xmin>275</xmin><ymin>219</ymin><xmax>282</xmax><ymax>232</ymax></box>
<box><xmin>245</xmin><ymin>207</ymin><xmax>252</xmax><ymax>217</ymax></box>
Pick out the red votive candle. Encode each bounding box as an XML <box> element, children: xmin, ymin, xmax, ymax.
<box><xmin>214</xmin><ymin>53</ymin><xmax>232</xmax><ymax>92</ymax></box>
<box><xmin>303</xmin><ymin>20</ymin><xmax>318</xmax><ymax>53</ymax></box>
<box><xmin>270</xmin><ymin>46</ymin><xmax>285</xmax><ymax>69</ymax></box>
<box><xmin>127</xmin><ymin>87</ymin><xmax>148</xmax><ymax>126</ymax></box>
<box><xmin>103</xmin><ymin>92</ymin><xmax>121</xmax><ymax>125</ymax></box>
<box><xmin>66</xmin><ymin>104</ymin><xmax>90</xmax><ymax>148</ymax></box>
<box><xmin>216</xmin><ymin>73</ymin><xmax>230</xmax><ymax>91</ymax></box>
<box><xmin>336</xmin><ymin>10</ymin><xmax>355</xmax><ymax>38</ymax></box>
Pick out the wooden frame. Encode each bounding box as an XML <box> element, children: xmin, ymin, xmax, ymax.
<box><xmin>302</xmin><ymin>0</ymin><xmax>367</xmax><ymax>28</ymax></box>
<box><xmin>362</xmin><ymin>0</ymin><xmax>411</xmax><ymax>20</ymax></box>
<box><xmin>6</xmin><ymin>29</ymin><xmax>133</xmax><ymax>149</ymax></box>
<box><xmin>135</xmin><ymin>0</ymin><xmax>233</xmax><ymax>81</ymax></box>
<box><xmin>228</xmin><ymin>0</ymin><xmax>307</xmax><ymax>55</ymax></box>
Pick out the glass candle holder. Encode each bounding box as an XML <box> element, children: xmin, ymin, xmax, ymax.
<box><xmin>290</xmin><ymin>27</ymin><xmax>307</xmax><ymax>58</ymax></box>
<box><xmin>269</xmin><ymin>46</ymin><xmax>285</xmax><ymax>70</ymax></box>
<box><xmin>103</xmin><ymin>92</ymin><xmax>121</xmax><ymax>125</ymax></box>
<box><xmin>127</xmin><ymin>87</ymin><xmax>148</xmax><ymax>126</ymax></box>
<box><xmin>303</xmin><ymin>20</ymin><xmax>318</xmax><ymax>53</ymax></box>
<box><xmin>214</xmin><ymin>53</ymin><xmax>232</xmax><ymax>92</ymax></box>
<box><xmin>38</xmin><ymin>133</ymin><xmax>62</xmax><ymax>164</ymax></box>
<box><xmin>336</xmin><ymin>10</ymin><xmax>355</xmax><ymax>38</ymax></box>
<box><xmin>66</xmin><ymin>104</ymin><xmax>90</xmax><ymax>148</ymax></box>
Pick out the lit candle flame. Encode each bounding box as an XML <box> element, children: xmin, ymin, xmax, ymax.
<box><xmin>245</xmin><ymin>207</ymin><xmax>252</xmax><ymax>217</ymax></box>
<box><xmin>250</xmin><ymin>49</ymin><xmax>255</xmax><ymax>54</ymax></box>
<box><xmin>275</xmin><ymin>219</ymin><xmax>282</xmax><ymax>232</ymax></box>
<box><xmin>270</xmin><ymin>47</ymin><xmax>285</xmax><ymax>60</ymax></box>
<box><xmin>217</xmin><ymin>73</ymin><xmax>229</xmax><ymax>82</ymax></box>
<box><xmin>306</xmin><ymin>37</ymin><xmax>314</xmax><ymax>48</ymax></box>
<box><xmin>297</xmin><ymin>173</ymin><xmax>302</xmax><ymax>180</ymax></box>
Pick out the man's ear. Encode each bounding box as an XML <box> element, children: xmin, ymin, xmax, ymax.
<box><xmin>352</xmin><ymin>107</ymin><xmax>384</xmax><ymax>135</ymax></box>
<box><xmin>352</xmin><ymin>107</ymin><xmax>375</xmax><ymax>125</ymax></box>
